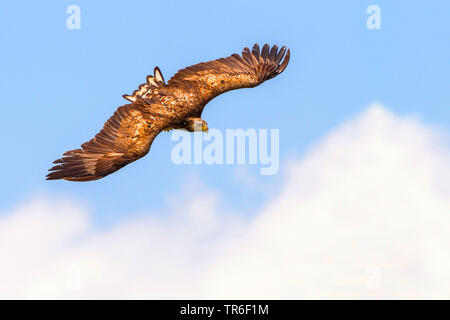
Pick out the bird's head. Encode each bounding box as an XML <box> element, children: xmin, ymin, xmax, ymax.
<box><xmin>186</xmin><ymin>118</ymin><xmax>208</xmax><ymax>133</ymax></box>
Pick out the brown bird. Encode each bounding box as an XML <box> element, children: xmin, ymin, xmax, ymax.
<box><xmin>47</xmin><ymin>43</ymin><xmax>290</xmax><ymax>181</ymax></box>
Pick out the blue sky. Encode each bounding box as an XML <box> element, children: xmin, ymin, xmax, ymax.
<box><xmin>1</xmin><ymin>0</ymin><xmax>449</xmax><ymax>227</ymax></box>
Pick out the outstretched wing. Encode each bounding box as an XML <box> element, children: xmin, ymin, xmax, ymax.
<box><xmin>168</xmin><ymin>43</ymin><xmax>290</xmax><ymax>104</ymax></box>
<box><xmin>47</xmin><ymin>103</ymin><xmax>167</xmax><ymax>181</ymax></box>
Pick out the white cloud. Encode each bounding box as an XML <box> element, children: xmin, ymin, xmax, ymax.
<box><xmin>1</xmin><ymin>104</ymin><xmax>449</xmax><ymax>299</ymax></box>
<box><xmin>203</xmin><ymin>104</ymin><xmax>450</xmax><ymax>299</ymax></box>
<box><xmin>0</xmin><ymin>192</ymin><xmax>243</xmax><ymax>299</ymax></box>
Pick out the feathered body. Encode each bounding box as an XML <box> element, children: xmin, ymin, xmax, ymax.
<box><xmin>47</xmin><ymin>44</ymin><xmax>290</xmax><ymax>181</ymax></box>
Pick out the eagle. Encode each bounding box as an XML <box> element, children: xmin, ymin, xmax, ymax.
<box><xmin>47</xmin><ymin>43</ymin><xmax>290</xmax><ymax>181</ymax></box>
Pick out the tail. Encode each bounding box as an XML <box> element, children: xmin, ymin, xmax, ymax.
<box><xmin>123</xmin><ymin>67</ymin><xmax>166</xmax><ymax>102</ymax></box>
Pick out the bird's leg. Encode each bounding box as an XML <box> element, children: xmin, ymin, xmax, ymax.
<box><xmin>184</xmin><ymin>117</ymin><xmax>208</xmax><ymax>133</ymax></box>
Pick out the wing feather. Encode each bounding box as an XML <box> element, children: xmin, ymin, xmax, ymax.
<box><xmin>47</xmin><ymin>103</ymin><xmax>167</xmax><ymax>181</ymax></box>
<box><xmin>168</xmin><ymin>43</ymin><xmax>290</xmax><ymax>104</ymax></box>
